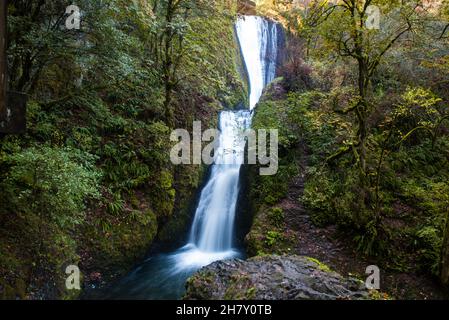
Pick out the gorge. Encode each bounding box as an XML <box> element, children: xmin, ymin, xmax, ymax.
<box><xmin>102</xmin><ymin>15</ymin><xmax>282</xmax><ymax>300</ymax></box>
<box><xmin>2</xmin><ymin>0</ymin><xmax>449</xmax><ymax>302</ymax></box>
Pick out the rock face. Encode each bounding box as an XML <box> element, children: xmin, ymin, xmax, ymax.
<box><xmin>184</xmin><ymin>255</ymin><xmax>369</xmax><ymax>300</ymax></box>
<box><xmin>238</xmin><ymin>0</ymin><xmax>257</xmax><ymax>15</ymax></box>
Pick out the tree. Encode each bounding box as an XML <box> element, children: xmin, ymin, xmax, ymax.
<box><xmin>159</xmin><ymin>0</ymin><xmax>191</xmax><ymax>127</ymax></box>
<box><xmin>302</xmin><ymin>1</ymin><xmax>432</xmax><ymax>196</ymax></box>
<box><xmin>1</xmin><ymin>146</ymin><xmax>100</xmax><ymax>280</ymax></box>
<box><xmin>441</xmin><ymin>208</ymin><xmax>449</xmax><ymax>285</ymax></box>
<box><xmin>7</xmin><ymin>1</ymin><xmax>71</xmax><ymax>93</ymax></box>
<box><xmin>0</xmin><ymin>0</ymin><xmax>6</xmax><ymax>121</ymax></box>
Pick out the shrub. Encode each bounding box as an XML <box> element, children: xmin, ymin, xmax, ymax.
<box><xmin>268</xmin><ymin>207</ymin><xmax>285</xmax><ymax>228</ymax></box>
<box><xmin>415</xmin><ymin>226</ymin><xmax>442</xmax><ymax>275</ymax></box>
<box><xmin>265</xmin><ymin>231</ymin><xmax>284</xmax><ymax>247</ymax></box>
<box><xmin>2</xmin><ymin>146</ymin><xmax>101</xmax><ymax>228</ymax></box>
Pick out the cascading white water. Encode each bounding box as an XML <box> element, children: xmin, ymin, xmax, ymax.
<box><xmin>189</xmin><ymin>111</ymin><xmax>250</xmax><ymax>252</ymax></box>
<box><xmin>106</xmin><ymin>15</ymin><xmax>280</xmax><ymax>299</ymax></box>
<box><xmin>236</xmin><ymin>16</ymin><xmax>278</xmax><ymax>109</ymax></box>
<box><xmin>178</xmin><ymin>15</ymin><xmax>279</xmax><ymax>266</ymax></box>
<box><xmin>172</xmin><ymin>110</ymin><xmax>250</xmax><ymax>271</ymax></box>
<box><xmin>265</xmin><ymin>19</ymin><xmax>279</xmax><ymax>85</ymax></box>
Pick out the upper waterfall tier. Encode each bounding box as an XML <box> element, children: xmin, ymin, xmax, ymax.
<box><xmin>236</xmin><ymin>16</ymin><xmax>283</xmax><ymax>110</ymax></box>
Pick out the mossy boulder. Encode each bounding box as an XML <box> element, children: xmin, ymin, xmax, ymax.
<box><xmin>79</xmin><ymin>208</ymin><xmax>157</xmax><ymax>285</ymax></box>
<box><xmin>184</xmin><ymin>255</ymin><xmax>369</xmax><ymax>300</ymax></box>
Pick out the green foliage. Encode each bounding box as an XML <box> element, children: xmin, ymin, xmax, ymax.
<box><xmin>246</xmin><ymin>2</ymin><xmax>449</xmax><ymax>296</ymax></box>
<box><xmin>107</xmin><ymin>193</ymin><xmax>126</xmax><ymax>215</ymax></box>
<box><xmin>415</xmin><ymin>226</ymin><xmax>442</xmax><ymax>275</ymax></box>
<box><xmin>252</xmin><ymin>93</ymin><xmax>297</xmax><ymax>149</ymax></box>
<box><xmin>250</xmin><ymin>94</ymin><xmax>300</xmax><ymax>208</ymax></box>
<box><xmin>152</xmin><ymin>170</ymin><xmax>176</xmax><ymax>217</ymax></box>
<box><xmin>286</xmin><ymin>90</ymin><xmax>350</xmax><ymax>166</ymax></box>
<box><xmin>1</xmin><ymin>0</ymin><xmax>246</xmax><ymax>298</ymax></box>
<box><xmin>305</xmin><ymin>257</ymin><xmax>332</xmax><ymax>273</ymax></box>
<box><xmin>248</xmin><ymin>0</ymin><xmax>449</xmax><ymax>292</ymax></box>
<box><xmin>81</xmin><ymin>207</ymin><xmax>158</xmax><ymax>274</ymax></box>
<box><xmin>1</xmin><ymin>146</ymin><xmax>100</xmax><ymax>228</ymax></box>
<box><xmin>302</xmin><ymin>167</ymin><xmax>338</xmax><ymax>223</ymax></box>
<box><xmin>389</xmin><ymin>86</ymin><xmax>449</xmax><ymax>149</ymax></box>
<box><xmin>0</xmin><ymin>146</ymin><xmax>100</xmax><ymax>299</ymax></box>
<box><xmin>268</xmin><ymin>207</ymin><xmax>285</xmax><ymax>228</ymax></box>
<box><xmin>265</xmin><ymin>231</ymin><xmax>284</xmax><ymax>247</ymax></box>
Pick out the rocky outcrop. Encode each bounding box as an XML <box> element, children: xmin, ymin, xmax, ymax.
<box><xmin>184</xmin><ymin>255</ymin><xmax>369</xmax><ymax>300</ymax></box>
<box><xmin>238</xmin><ymin>0</ymin><xmax>257</xmax><ymax>15</ymax></box>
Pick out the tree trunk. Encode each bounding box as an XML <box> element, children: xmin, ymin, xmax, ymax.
<box><xmin>163</xmin><ymin>0</ymin><xmax>175</xmax><ymax>128</ymax></box>
<box><xmin>164</xmin><ymin>81</ymin><xmax>174</xmax><ymax>128</ymax></box>
<box><xmin>356</xmin><ymin>58</ymin><xmax>369</xmax><ymax>179</ymax></box>
<box><xmin>0</xmin><ymin>0</ymin><xmax>7</xmax><ymax>120</ymax></box>
<box><xmin>440</xmin><ymin>209</ymin><xmax>449</xmax><ymax>286</ymax></box>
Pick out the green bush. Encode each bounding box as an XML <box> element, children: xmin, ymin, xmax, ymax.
<box><xmin>265</xmin><ymin>231</ymin><xmax>284</xmax><ymax>247</ymax></box>
<box><xmin>415</xmin><ymin>226</ymin><xmax>442</xmax><ymax>275</ymax></box>
<box><xmin>268</xmin><ymin>207</ymin><xmax>285</xmax><ymax>228</ymax></box>
<box><xmin>2</xmin><ymin>146</ymin><xmax>101</xmax><ymax>228</ymax></box>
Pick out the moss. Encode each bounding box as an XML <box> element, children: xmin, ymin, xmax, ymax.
<box><xmin>265</xmin><ymin>231</ymin><xmax>284</xmax><ymax>247</ymax></box>
<box><xmin>246</xmin><ymin>205</ymin><xmax>296</xmax><ymax>256</ymax></box>
<box><xmin>305</xmin><ymin>257</ymin><xmax>333</xmax><ymax>273</ymax></box>
<box><xmin>1</xmin><ymin>283</ymin><xmax>16</xmax><ymax>300</ymax></box>
<box><xmin>158</xmin><ymin>163</ymin><xmax>207</xmax><ymax>243</ymax></box>
<box><xmin>188</xmin><ymin>7</ymin><xmax>248</xmax><ymax>109</ymax></box>
<box><xmin>0</xmin><ymin>1</ymin><xmax>249</xmax><ymax>300</ymax></box>
<box><xmin>184</xmin><ymin>270</ymin><xmax>216</xmax><ymax>299</ymax></box>
<box><xmin>264</xmin><ymin>195</ymin><xmax>277</xmax><ymax>205</ymax></box>
<box><xmin>151</xmin><ymin>170</ymin><xmax>176</xmax><ymax>218</ymax></box>
<box><xmin>80</xmin><ymin>207</ymin><xmax>157</xmax><ymax>277</ymax></box>
<box><xmin>223</xmin><ymin>274</ymin><xmax>254</xmax><ymax>300</ymax></box>
<box><xmin>0</xmin><ymin>271</ymin><xmax>27</xmax><ymax>299</ymax></box>
<box><xmin>368</xmin><ymin>290</ymin><xmax>392</xmax><ymax>300</ymax></box>
<box><xmin>129</xmin><ymin>193</ymin><xmax>140</xmax><ymax>209</ymax></box>
<box><xmin>245</xmin><ymin>287</ymin><xmax>257</xmax><ymax>299</ymax></box>
<box><xmin>245</xmin><ymin>89</ymin><xmax>301</xmax><ymax>257</ymax></box>
<box><xmin>14</xmin><ymin>279</ymin><xmax>27</xmax><ymax>299</ymax></box>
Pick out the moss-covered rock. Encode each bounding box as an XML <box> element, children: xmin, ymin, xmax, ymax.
<box><xmin>79</xmin><ymin>208</ymin><xmax>157</xmax><ymax>283</ymax></box>
<box><xmin>158</xmin><ymin>164</ymin><xmax>207</xmax><ymax>244</ymax></box>
<box><xmin>245</xmin><ymin>205</ymin><xmax>296</xmax><ymax>256</ymax></box>
<box><xmin>244</xmin><ymin>82</ymin><xmax>300</xmax><ymax>257</ymax></box>
<box><xmin>184</xmin><ymin>255</ymin><xmax>370</xmax><ymax>300</ymax></box>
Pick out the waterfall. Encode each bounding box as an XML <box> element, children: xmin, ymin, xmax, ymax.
<box><xmin>184</xmin><ymin>15</ymin><xmax>279</xmax><ymax>258</ymax></box>
<box><xmin>236</xmin><ymin>16</ymin><xmax>279</xmax><ymax>109</ymax></box>
<box><xmin>188</xmin><ymin>111</ymin><xmax>250</xmax><ymax>252</ymax></box>
<box><xmin>172</xmin><ymin>109</ymin><xmax>251</xmax><ymax>271</ymax></box>
<box><xmin>105</xmin><ymin>15</ymin><xmax>280</xmax><ymax>300</ymax></box>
